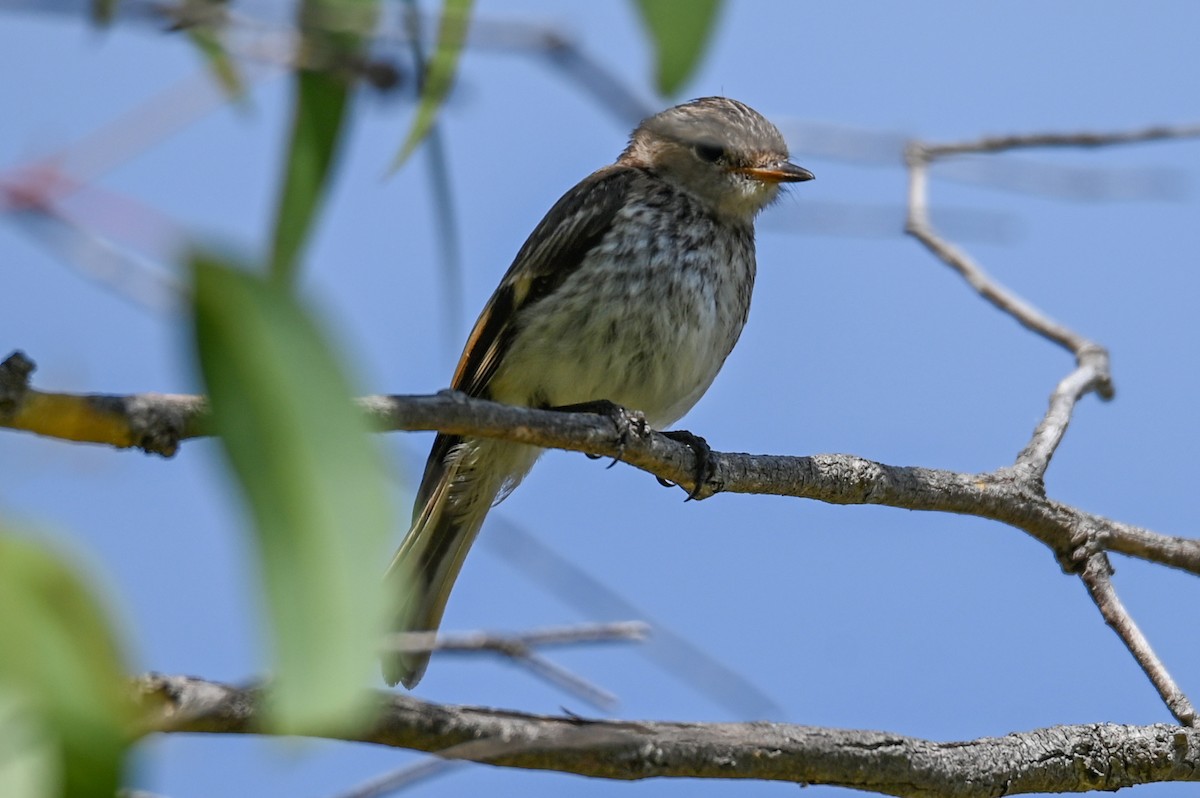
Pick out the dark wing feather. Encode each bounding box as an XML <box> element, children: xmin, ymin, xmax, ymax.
<box><xmin>450</xmin><ymin>164</ymin><xmax>642</xmax><ymax>397</ymax></box>
<box><xmin>412</xmin><ymin>165</ymin><xmax>643</xmax><ymax>516</ymax></box>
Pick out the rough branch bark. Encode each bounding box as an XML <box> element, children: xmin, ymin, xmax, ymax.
<box><xmin>135</xmin><ymin>674</ymin><xmax>1200</xmax><ymax>797</ymax></box>
<box><xmin>3</xmin><ymin>351</ymin><xmax>1197</xmax><ymax>578</ymax></box>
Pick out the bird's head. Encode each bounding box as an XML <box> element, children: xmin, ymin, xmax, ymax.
<box><xmin>620</xmin><ymin>96</ymin><xmax>814</xmax><ymax>221</ymax></box>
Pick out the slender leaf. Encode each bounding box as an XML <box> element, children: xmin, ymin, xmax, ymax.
<box><xmin>268</xmin><ymin>70</ymin><xmax>351</xmax><ymax>284</ymax></box>
<box><xmin>390</xmin><ymin>0</ymin><xmax>474</xmax><ymax>170</ymax></box>
<box><xmin>0</xmin><ymin>687</ymin><xmax>56</xmax><ymax>798</ymax></box>
<box><xmin>187</xmin><ymin>27</ymin><xmax>247</xmax><ymax>101</ymax></box>
<box><xmin>191</xmin><ymin>254</ymin><xmax>393</xmax><ymax>733</ymax></box>
<box><xmin>268</xmin><ymin>0</ymin><xmax>379</xmax><ymax>284</ymax></box>
<box><xmin>632</xmin><ymin>0</ymin><xmax>723</xmax><ymax>96</ymax></box>
<box><xmin>402</xmin><ymin>0</ymin><xmax>463</xmax><ymax>345</ymax></box>
<box><xmin>0</xmin><ymin>534</ymin><xmax>133</xmax><ymax>798</ymax></box>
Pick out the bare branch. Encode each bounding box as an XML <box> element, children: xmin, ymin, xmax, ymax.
<box><xmin>484</xmin><ymin>521</ymin><xmax>783</xmax><ymax>719</ymax></box>
<box><xmin>383</xmin><ymin>621</ymin><xmax>650</xmax><ymax>711</ymax></box>
<box><xmin>904</xmin><ymin>123</ymin><xmax>1200</xmax><ymax>727</ymax></box>
<box><xmin>1012</xmin><ymin>347</ymin><xmax>1111</xmax><ymax>477</ymax></box>
<box><xmin>899</xmin><ymin>124</ymin><xmax>1200</xmax><ymax>477</ymax></box>
<box><xmin>385</xmin><ymin>621</ymin><xmax>649</xmax><ymax>654</ymax></box>
<box><xmin>1078</xmin><ymin>552</ymin><xmax>1197</xmax><ymax>727</ymax></box>
<box><xmin>4</xmin><ymin>351</ymin><xmax>1198</xmax><ymax>578</ymax></box>
<box><xmin>904</xmin><ymin>144</ymin><xmax>1105</xmax><ymax>359</ymax></box>
<box><xmin>0</xmin><ymin>351</ymin><xmax>208</xmax><ymax>456</ymax></box>
<box><xmin>135</xmin><ymin>673</ymin><xmax>1200</xmax><ymax>797</ymax></box>
<box><xmin>918</xmin><ymin>123</ymin><xmax>1200</xmax><ymax>159</ymax></box>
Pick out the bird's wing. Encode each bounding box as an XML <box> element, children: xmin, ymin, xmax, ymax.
<box><xmin>413</xmin><ymin>164</ymin><xmax>644</xmax><ymax>515</ymax></box>
<box><xmin>451</xmin><ymin>164</ymin><xmax>643</xmax><ymax>396</ymax></box>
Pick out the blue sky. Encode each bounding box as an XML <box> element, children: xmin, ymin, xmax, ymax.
<box><xmin>3</xmin><ymin>1</ymin><xmax>1200</xmax><ymax>796</ymax></box>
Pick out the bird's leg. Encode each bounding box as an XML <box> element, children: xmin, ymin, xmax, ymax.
<box><xmin>658</xmin><ymin>429</ymin><xmax>714</xmax><ymax>501</ymax></box>
<box><xmin>550</xmin><ymin>399</ymin><xmax>648</xmax><ymax>467</ymax></box>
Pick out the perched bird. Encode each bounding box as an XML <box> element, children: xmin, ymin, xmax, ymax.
<box><xmin>384</xmin><ymin>96</ymin><xmax>813</xmax><ymax>688</ymax></box>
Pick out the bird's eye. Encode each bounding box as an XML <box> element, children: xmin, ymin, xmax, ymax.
<box><xmin>693</xmin><ymin>142</ymin><xmax>725</xmax><ymax>163</ymax></box>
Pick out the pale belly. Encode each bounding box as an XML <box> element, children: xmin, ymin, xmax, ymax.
<box><xmin>487</xmin><ymin>213</ymin><xmax>756</xmax><ymax>429</ymax></box>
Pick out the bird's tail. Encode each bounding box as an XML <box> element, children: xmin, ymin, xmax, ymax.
<box><xmin>382</xmin><ymin>436</ymin><xmax>539</xmax><ymax>688</ymax></box>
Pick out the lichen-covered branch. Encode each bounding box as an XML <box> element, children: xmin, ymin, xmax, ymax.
<box><xmin>135</xmin><ymin>674</ymin><xmax>1200</xmax><ymax>797</ymax></box>
<box><xmin>0</xmin><ymin>351</ymin><xmax>209</xmax><ymax>456</ymax></box>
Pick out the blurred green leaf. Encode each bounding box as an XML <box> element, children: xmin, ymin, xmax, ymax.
<box><xmin>632</xmin><ymin>0</ymin><xmax>722</xmax><ymax>96</ymax></box>
<box><xmin>268</xmin><ymin>0</ymin><xmax>379</xmax><ymax>284</ymax></box>
<box><xmin>391</xmin><ymin>0</ymin><xmax>474</xmax><ymax>170</ymax></box>
<box><xmin>0</xmin><ymin>686</ymin><xmax>56</xmax><ymax>798</ymax></box>
<box><xmin>0</xmin><ymin>534</ymin><xmax>133</xmax><ymax>798</ymax></box>
<box><xmin>191</xmin><ymin>254</ymin><xmax>392</xmax><ymax>734</ymax></box>
<box><xmin>268</xmin><ymin>70</ymin><xmax>351</xmax><ymax>285</ymax></box>
<box><xmin>187</xmin><ymin>27</ymin><xmax>247</xmax><ymax>101</ymax></box>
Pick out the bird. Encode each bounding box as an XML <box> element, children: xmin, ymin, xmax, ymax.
<box><xmin>383</xmin><ymin>96</ymin><xmax>814</xmax><ymax>688</ymax></box>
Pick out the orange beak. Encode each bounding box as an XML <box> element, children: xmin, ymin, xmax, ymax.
<box><xmin>735</xmin><ymin>162</ymin><xmax>815</xmax><ymax>183</ymax></box>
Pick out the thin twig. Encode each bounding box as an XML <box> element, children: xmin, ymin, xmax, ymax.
<box><xmin>905</xmin><ymin>142</ymin><xmax>1105</xmax><ymax>487</ymax></box>
<box><xmin>1012</xmin><ymin>347</ymin><xmax>1112</xmax><ymax>477</ymax></box>
<box><xmin>333</xmin><ymin>623</ymin><xmax>648</xmax><ymax>796</ymax></box>
<box><xmin>486</xmin><ymin>520</ymin><xmax>783</xmax><ymax>719</ymax></box>
<box><xmin>384</xmin><ymin>620</ymin><xmax>649</xmax><ymax>654</ymax></box>
<box><xmin>905</xmin><ymin>143</ymin><xmax>1100</xmax><ymax>358</ymax></box>
<box><xmin>920</xmin><ymin>123</ymin><xmax>1200</xmax><ymax>158</ymax></box>
<box><xmin>1077</xmin><ymin>551</ymin><xmax>1198</xmax><ymax>727</ymax></box>
<box><xmin>382</xmin><ymin>621</ymin><xmax>649</xmax><ymax>711</ymax></box>
<box><xmin>508</xmin><ymin>649</ymin><xmax>618</xmax><ymax>711</ymax></box>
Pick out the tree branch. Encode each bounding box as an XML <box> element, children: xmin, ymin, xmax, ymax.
<box><xmin>3</xmin><ymin>350</ymin><xmax>1198</xmax><ymax>580</ymax></box>
<box><xmin>1078</xmin><ymin>552</ymin><xmax>1198</xmax><ymax>726</ymax></box>
<box><xmin>383</xmin><ymin>621</ymin><xmax>650</xmax><ymax>711</ymax></box>
<box><xmin>902</xmin><ymin>124</ymin><xmax>1200</xmax><ymax>727</ymax></box>
<box><xmin>916</xmin><ymin>123</ymin><xmax>1200</xmax><ymax>158</ymax></box>
<box><xmin>134</xmin><ymin>673</ymin><xmax>1200</xmax><ymax>797</ymax></box>
<box><xmin>904</xmin><ymin>122</ymin><xmax>1200</xmax><ymax>484</ymax></box>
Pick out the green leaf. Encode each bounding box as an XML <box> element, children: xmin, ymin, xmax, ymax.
<box><xmin>268</xmin><ymin>70</ymin><xmax>351</xmax><ymax>285</ymax></box>
<box><xmin>632</xmin><ymin>0</ymin><xmax>723</xmax><ymax>96</ymax></box>
<box><xmin>390</xmin><ymin>0</ymin><xmax>474</xmax><ymax>170</ymax></box>
<box><xmin>268</xmin><ymin>0</ymin><xmax>379</xmax><ymax>284</ymax></box>
<box><xmin>187</xmin><ymin>27</ymin><xmax>247</xmax><ymax>101</ymax></box>
<box><xmin>0</xmin><ymin>687</ymin><xmax>57</xmax><ymax>798</ymax></box>
<box><xmin>191</xmin><ymin>254</ymin><xmax>393</xmax><ymax>734</ymax></box>
<box><xmin>0</xmin><ymin>534</ymin><xmax>133</xmax><ymax>798</ymax></box>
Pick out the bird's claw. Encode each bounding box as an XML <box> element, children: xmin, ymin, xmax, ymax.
<box><xmin>659</xmin><ymin>429</ymin><xmax>715</xmax><ymax>501</ymax></box>
<box><xmin>551</xmin><ymin>399</ymin><xmax>648</xmax><ymax>467</ymax></box>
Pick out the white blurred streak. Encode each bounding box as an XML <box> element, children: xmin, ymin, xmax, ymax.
<box><xmin>780</xmin><ymin>119</ymin><xmax>1189</xmax><ymax>202</ymax></box>
<box><xmin>10</xmin><ymin>209</ymin><xmax>183</xmax><ymax>312</ymax></box>
<box><xmin>932</xmin><ymin>155</ymin><xmax>1187</xmax><ymax>202</ymax></box>
<box><xmin>761</xmin><ymin>200</ymin><xmax>1017</xmax><ymax>244</ymax></box>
